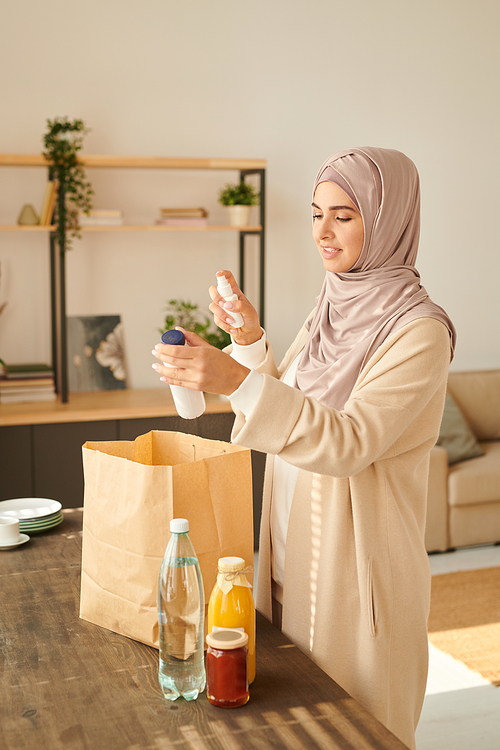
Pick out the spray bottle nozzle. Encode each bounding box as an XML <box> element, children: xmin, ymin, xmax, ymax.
<box><xmin>216</xmin><ymin>275</ymin><xmax>232</xmax><ymax>296</ymax></box>
<box><xmin>215</xmin><ymin>272</ymin><xmax>244</xmax><ymax>328</ymax></box>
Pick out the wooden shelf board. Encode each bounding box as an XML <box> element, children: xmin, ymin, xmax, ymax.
<box><xmin>0</xmin><ymin>154</ymin><xmax>49</xmax><ymax>167</ymax></box>
<box><xmin>0</xmin><ymin>224</ymin><xmax>261</xmax><ymax>233</ymax></box>
<box><xmin>0</xmin><ymin>154</ymin><xmax>266</xmax><ymax>170</ymax></box>
<box><xmin>78</xmin><ymin>224</ymin><xmax>262</xmax><ymax>232</ymax></box>
<box><xmin>0</xmin><ymin>388</ymin><xmax>233</xmax><ymax>427</ymax></box>
<box><xmin>0</xmin><ymin>225</ymin><xmax>55</xmax><ymax>231</ymax></box>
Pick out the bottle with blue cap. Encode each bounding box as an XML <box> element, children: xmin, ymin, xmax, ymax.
<box><xmin>157</xmin><ymin>517</ymin><xmax>206</xmax><ymax>701</ymax></box>
<box><xmin>160</xmin><ymin>329</ymin><xmax>206</xmax><ymax>419</ymax></box>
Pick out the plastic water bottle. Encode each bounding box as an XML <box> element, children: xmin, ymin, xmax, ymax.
<box><xmin>157</xmin><ymin>518</ymin><xmax>206</xmax><ymax>701</ymax></box>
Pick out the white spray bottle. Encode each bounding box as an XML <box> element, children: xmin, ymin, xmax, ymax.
<box><xmin>160</xmin><ymin>330</ymin><xmax>206</xmax><ymax>419</ymax></box>
<box><xmin>216</xmin><ymin>274</ymin><xmax>244</xmax><ymax>328</ymax></box>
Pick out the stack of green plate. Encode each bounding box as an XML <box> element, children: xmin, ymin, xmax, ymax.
<box><xmin>0</xmin><ymin>498</ymin><xmax>63</xmax><ymax>534</ymax></box>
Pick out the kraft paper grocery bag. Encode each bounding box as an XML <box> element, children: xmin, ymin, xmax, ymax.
<box><xmin>79</xmin><ymin>430</ymin><xmax>253</xmax><ymax>648</ymax></box>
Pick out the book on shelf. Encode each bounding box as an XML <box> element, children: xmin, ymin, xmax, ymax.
<box><xmin>78</xmin><ymin>210</ymin><xmax>124</xmax><ymax>227</ymax></box>
<box><xmin>156</xmin><ymin>207</ymin><xmax>209</xmax><ymax>225</ymax></box>
<box><xmin>3</xmin><ymin>363</ymin><xmax>54</xmax><ymax>380</ymax></box>
<box><xmin>155</xmin><ymin>216</ymin><xmax>209</xmax><ymax>227</ymax></box>
<box><xmin>0</xmin><ymin>375</ymin><xmax>56</xmax><ymax>403</ymax></box>
<box><xmin>39</xmin><ymin>181</ymin><xmax>58</xmax><ymax>225</ymax></box>
<box><xmin>0</xmin><ymin>388</ymin><xmax>56</xmax><ymax>404</ymax></box>
<box><xmin>0</xmin><ymin>377</ymin><xmax>54</xmax><ymax>389</ymax></box>
<box><xmin>159</xmin><ymin>207</ymin><xmax>208</xmax><ymax>218</ymax></box>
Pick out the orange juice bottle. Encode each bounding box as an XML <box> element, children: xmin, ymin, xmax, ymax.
<box><xmin>207</xmin><ymin>556</ymin><xmax>256</xmax><ymax>683</ymax></box>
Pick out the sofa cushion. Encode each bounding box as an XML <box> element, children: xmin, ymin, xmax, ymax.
<box><xmin>437</xmin><ymin>393</ymin><xmax>485</xmax><ymax>464</ymax></box>
<box><xmin>447</xmin><ymin>370</ymin><xmax>500</xmax><ymax>441</ymax></box>
<box><xmin>449</xmin><ymin>502</ymin><xmax>500</xmax><ymax>548</ymax></box>
<box><xmin>448</xmin><ymin>442</ymin><xmax>500</xmax><ymax>507</ymax></box>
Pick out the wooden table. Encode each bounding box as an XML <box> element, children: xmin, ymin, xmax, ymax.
<box><xmin>0</xmin><ymin>509</ymin><xmax>408</xmax><ymax>749</ymax></box>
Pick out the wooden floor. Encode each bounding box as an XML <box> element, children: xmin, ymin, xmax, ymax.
<box><xmin>254</xmin><ymin>544</ymin><xmax>500</xmax><ymax>750</ymax></box>
<box><xmin>416</xmin><ymin>544</ymin><xmax>500</xmax><ymax>750</ymax></box>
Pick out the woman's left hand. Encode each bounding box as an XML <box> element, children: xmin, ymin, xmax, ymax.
<box><xmin>152</xmin><ymin>328</ymin><xmax>250</xmax><ymax>397</ymax></box>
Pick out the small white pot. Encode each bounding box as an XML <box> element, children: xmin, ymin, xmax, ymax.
<box><xmin>227</xmin><ymin>205</ymin><xmax>252</xmax><ymax>227</ymax></box>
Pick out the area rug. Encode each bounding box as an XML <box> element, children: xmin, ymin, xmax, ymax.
<box><xmin>427</xmin><ymin>566</ymin><xmax>500</xmax><ymax>686</ymax></box>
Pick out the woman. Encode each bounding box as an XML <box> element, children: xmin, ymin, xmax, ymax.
<box><xmin>152</xmin><ymin>147</ymin><xmax>455</xmax><ymax>749</ymax></box>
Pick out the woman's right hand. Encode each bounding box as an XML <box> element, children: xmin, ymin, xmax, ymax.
<box><xmin>209</xmin><ymin>270</ymin><xmax>262</xmax><ymax>346</ymax></box>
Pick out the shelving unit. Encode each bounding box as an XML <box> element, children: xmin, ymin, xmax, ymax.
<box><xmin>0</xmin><ymin>154</ymin><xmax>266</xmax><ymax>403</ymax></box>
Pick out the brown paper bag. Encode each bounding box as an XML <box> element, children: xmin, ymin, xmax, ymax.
<box><xmin>79</xmin><ymin>430</ymin><xmax>253</xmax><ymax>649</ymax></box>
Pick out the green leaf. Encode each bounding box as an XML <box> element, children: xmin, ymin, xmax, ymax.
<box><xmin>218</xmin><ymin>180</ymin><xmax>260</xmax><ymax>206</ymax></box>
<box><xmin>159</xmin><ymin>300</ymin><xmax>231</xmax><ymax>349</ymax></box>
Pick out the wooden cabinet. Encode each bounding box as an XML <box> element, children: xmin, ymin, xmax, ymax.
<box><xmin>32</xmin><ymin>420</ymin><xmax>118</xmax><ymax>507</ymax></box>
<box><xmin>0</xmin><ymin>425</ymin><xmax>32</xmax><ymax>499</ymax></box>
<box><xmin>0</xmin><ymin>391</ymin><xmax>264</xmax><ymax>547</ymax></box>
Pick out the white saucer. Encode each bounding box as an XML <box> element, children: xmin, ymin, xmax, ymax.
<box><xmin>0</xmin><ymin>533</ymin><xmax>30</xmax><ymax>550</ymax></box>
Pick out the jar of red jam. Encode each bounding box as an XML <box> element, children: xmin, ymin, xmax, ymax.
<box><xmin>206</xmin><ymin>629</ymin><xmax>249</xmax><ymax>708</ymax></box>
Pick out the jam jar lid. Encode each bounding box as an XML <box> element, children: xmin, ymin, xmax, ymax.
<box><xmin>206</xmin><ymin>629</ymin><xmax>249</xmax><ymax>650</ymax></box>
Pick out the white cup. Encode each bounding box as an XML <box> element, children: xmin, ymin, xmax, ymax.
<box><xmin>0</xmin><ymin>516</ymin><xmax>21</xmax><ymax>546</ymax></box>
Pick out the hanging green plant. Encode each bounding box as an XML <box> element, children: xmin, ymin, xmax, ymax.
<box><xmin>42</xmin><ymin>117</ymin><xmax>94</xmax><ymax>251</ymax></box>
<box><xmin>159</xmin><ymin>299</ymin><xmax>231</xmax><ymax>350</ymax></box>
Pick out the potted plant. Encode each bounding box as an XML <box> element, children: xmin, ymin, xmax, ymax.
<box><xmin>42</xmin><ymin>117</ymin><xmax>94</xmax><ymax>252</ymax></box>
<box><xmin>218</xmin><ymin>180</ymin><xmax>259</xmax><ymax>227</ymax></box>
<box><xmin>159</xmin><ymin>299</ymin><xmax>231</xmax><ymax>350</ymax></box>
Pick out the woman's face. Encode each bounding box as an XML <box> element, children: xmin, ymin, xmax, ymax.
<box><xmin>312</xmin><ymin>181</ymin><xmax>364</xmax><ymax>273</ymax></box>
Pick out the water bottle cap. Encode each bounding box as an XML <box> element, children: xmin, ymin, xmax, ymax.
<box><xmin>161</xmin><ymin>329</ymin><xmax>185</xmax><ymax>346</ymax></box>
<box><xmin>206</xmin><ymin>629</ymin><xmax>248</xmax><ymax>650</ymax></box>
<box><xmin>170</xmin><ymin>518</ymin><xmax>189</xmax><ymax>533</ymax></box>
<box><xmin>218</xmin><ymin>556</ymin><xmax>245</xmax><ymax>572</ymax></box>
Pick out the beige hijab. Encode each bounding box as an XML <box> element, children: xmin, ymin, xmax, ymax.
<box><xmin>295</xmin><ymin>147</ymin><xmax>456</xmax><ymax>410</ymax></box>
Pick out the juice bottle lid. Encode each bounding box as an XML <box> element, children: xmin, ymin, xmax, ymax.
<box><xmin>218</xmin><ymin>556</ymin><xmax>245</xmax><ymax>572</ymax></box>
<box><xmin>206</xmin><ymin>629</ymin><xmax>248</xmax><ymax>650</ymax></box>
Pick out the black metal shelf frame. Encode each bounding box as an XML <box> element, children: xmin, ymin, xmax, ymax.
<box><xmin>49</xmin><ymin>165</ymin><xmax>266</xmax><ymax>403</ymax></box>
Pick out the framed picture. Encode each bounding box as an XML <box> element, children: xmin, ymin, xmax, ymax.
<box><xmin>68</xmin><ymin>315</ymin><xmax>127</xmax><ymax>392</ymax></box>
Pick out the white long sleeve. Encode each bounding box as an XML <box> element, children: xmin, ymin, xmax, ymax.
<box><xmin>229</xmin><ymin>330</ymin><xmax>267</xmax><ymax>368</ymax></box>
<box><xmin>229</xmin><ymin>330</ymin><xmax>301</xmax><ymax>590</ymax></box>
<box><xmin>228</xmin><ymin>331</ymin><xmax>267</xmax><ymax>418</ymax></box>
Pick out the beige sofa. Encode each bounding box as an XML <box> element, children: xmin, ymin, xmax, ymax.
<box><xmin>425</xmin><ymin>369</ymin><xmax>500</xmax><ymax>552</ymax></box>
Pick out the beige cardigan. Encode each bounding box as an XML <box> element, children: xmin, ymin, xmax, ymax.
<box><xmin>231</xmin><ymin>317</ymin><xmax>451</xmax><ymax>750</ymax></box>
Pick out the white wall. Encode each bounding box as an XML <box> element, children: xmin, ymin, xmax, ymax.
<box><xmin>1</xmin><ymin>0</ymin><xmax>498</xmax><ymax>389</ymax></box>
